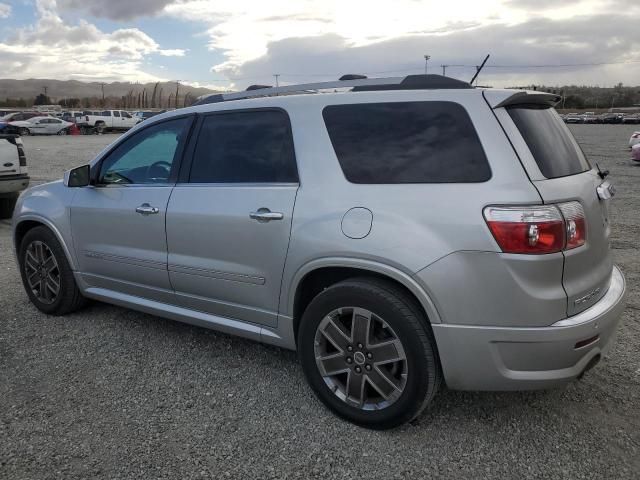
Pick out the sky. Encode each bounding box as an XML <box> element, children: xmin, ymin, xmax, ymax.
<box><xmin>0</xmin><ymin>0</ymin><xmax>638</xmax><ymax>90</ymax></box>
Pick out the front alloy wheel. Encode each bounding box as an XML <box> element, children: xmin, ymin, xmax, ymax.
<box><xmin>19</xmin><ymin>226</ymin><xmax>87</xmax><ymax>315</ymax></box>
<box><xmin>24</xmin><ymin>240</ymin><xmax>60</xmax><ymax>304</ymax></box>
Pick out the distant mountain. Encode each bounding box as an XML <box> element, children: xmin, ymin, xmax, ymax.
<box><xmin>0</xmin><ymin>79</ymin><xmax>220</xmax><ymax>101</ymax></box>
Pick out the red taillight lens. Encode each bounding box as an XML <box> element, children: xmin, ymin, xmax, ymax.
<box><xmin>559</xmin><ymin>201</ymin><xmax>586</xmax><ymax>249</ymax></box>
<box><xmin>484</xmin><ymin>203</ymin><xmax>587</xmax><ymax>254</ymax></box>
<box><xmin>484</xmin><ymin>206</ymin><xmax>565</xmax><ymax>254</ymax></box>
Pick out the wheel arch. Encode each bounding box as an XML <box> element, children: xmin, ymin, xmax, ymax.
<box><xmin>14</xmin><ymin>216</ymin><xmax>78</xmax><ymax>270</ymax></box>
<box><xmin>287</xmin><ymin>258</ymin><xmax>442</xmax><ymax>343</ymax></box>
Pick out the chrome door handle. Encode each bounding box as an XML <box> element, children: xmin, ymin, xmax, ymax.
<box><xmin>249</xmin><ymin>208</ymin><xmax>284</xmax><ymax>222</ymax></box>
<box><xmin>135</xmin><ymin>203</ymin><xmax>159</xmax><ymax>215</ymax></box>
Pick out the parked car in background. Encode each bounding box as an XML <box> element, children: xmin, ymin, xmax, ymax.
<box><xmin>61</xmin><ymin>111</ymin><xmax>85</xmax><ymax>123</ymax></box>
<box><xmin>11</xmin><ymin>75</ymin><xmax>626</xmax><ymax>429</ymax></box>
<box><xmin>9</xmin><ymin>116</ymin><xmax>73</xmax><ymax>136</ymax></box>
<box><xmin>1</xmin><ymin>112</ymin><xmax>42</xmax><ymax>123</ymax></box>
<box><xmin>622</xmin><ymin>114</ymin><xmax>640</xmax><ymax>124</ymax></box>
<box><xmin>629</xmin><ymin>131</ymin><xmax>640</xmax><ymax>148</ymax></box>
<box><xmin>0</xmin><ymin>134</ymin><xmax>28</xmax><ymax>218</ymax></box>
<box><xmin>581</xmin><ymin>113</ymin><xmax>598</xmax><ymax>124</ymax></box>
<box><xmin>78</xmin><ymin>110</ymin><xmax>140</xmax><ymax>133</ymax></box>
<box><xmin>132</xmin><ymin>110</ymin><xmax>165</xmax><ymax>122</ymax></box>
<box><xmin>565</xmin><ymin>113</ymin><xmax>583</xmax><ymax>124</ymax></box>
<box><xmin>602</xmin><ymin>113</ymin><xmax>624</xmax><ymax>124</ymax></box>
<box><xmin>632</xmin><ymin>144</ymin><xmax>640</xmax><ymax>162</ymax></box>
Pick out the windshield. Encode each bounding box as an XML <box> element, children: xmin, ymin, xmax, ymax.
<box><xmin>507</xmin><ymin>105</ymin><xmax>591</xmax><ymax>178</ymax></box>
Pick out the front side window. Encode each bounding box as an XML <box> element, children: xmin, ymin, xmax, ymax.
<box><xmin>323</xmin><ymin>102</ymin><xmax>491</xmax><ymax>183</ymax></box>
<box><xmin>121</xmin><ymin>111</ymin><xmax>132</xmax><ymax>118</ymax></box>
<box><xmin>114</xmin><ymin>111</ymin><xmax>121</xmax><ymax>117</ymax></box>
<box><xmin>99</xmin><ymin>117</ymin><xmax>190</xmax><ymax>185</ymax></box>
<box><xmin>189</xmin><ymin>110</ymin><xmax>298</xmax><ymax>183</ymax></box>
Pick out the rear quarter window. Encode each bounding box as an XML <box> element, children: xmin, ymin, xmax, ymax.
<box><xmin>507</xmin><ymin>105</ymin><xmax>590</xmax><ymax>179</ymax></box>
<box><xmin>322</xmin><ymin>101</ymin><xmax>491</xmax><ymax>184</ymax></box>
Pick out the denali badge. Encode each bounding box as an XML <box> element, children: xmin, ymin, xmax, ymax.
<box><xmin>574</xmin><ymin>287</ymin><xmax>601</xmax><ymax>306</ymax></box>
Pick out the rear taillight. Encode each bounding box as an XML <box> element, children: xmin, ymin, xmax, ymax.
<box><xmin>483</xmin><ymin>202</ymin><xmax>586</xmax><ymax>254</ymax></box>
<box><xmin>558</xmin><ymin>201</ymin><xmax>586</xmax><ymax>249</ymax></box>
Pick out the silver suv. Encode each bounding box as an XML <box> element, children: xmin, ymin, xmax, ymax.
<box><xmin>12</xmin><ymin>75</ymin><xmax>626</xmax><ymax>429</ymax></box>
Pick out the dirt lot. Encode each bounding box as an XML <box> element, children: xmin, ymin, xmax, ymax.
<box><xmin>1</xmin><ymin>127</ymin><xmax>639</xmax><ymax>479</ymax></box>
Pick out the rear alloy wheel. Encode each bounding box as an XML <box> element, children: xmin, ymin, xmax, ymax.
<box><xmin>299</xmin><ymin>278</ymin><xmax>441</xmax><ymax>429</ymax></box>
<box><xmin>57</xmin><ymin>128</ymin><xmax>68</xmax><ymax>135</ymax></box>
<box><xmin>314</xmin><ymin>307</ymin><xmax>408</xmax><ymax>410</ymax></box>
<box><xmin>18</xmin><ymin>127</ymin><xmax>29</xmax><ymax>136</ymax></box>
<box><xmin>19</xmin><ymin>226</ymin><xmax>87</xmax><ymax>315</ymax></box>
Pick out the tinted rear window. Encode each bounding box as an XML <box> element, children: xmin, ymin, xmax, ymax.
<box><xmin>189</xmin><ymin>110</ymin><xmax>298</xmax><ymax>184</ymax></box>
<box><xmin>507</xmin><ymin>105</ymin><xmax>590</xmax><ymax>178</ymax></box>
<box><xmin>322</xmin><ymin>101</ymin><xmax>491</xmax><ymax>184</ymax></box>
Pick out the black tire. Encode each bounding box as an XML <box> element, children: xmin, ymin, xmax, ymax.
<box><xmin>94</xmin><ymin>122</ymin><xmax>105</xmax><ymax>134</ymax></box>
<box><xmin>18</xmin><ymin>127</ymin><xmax>29</xmax><ymax>136</ymax></box>
<box><xmin>18</xmin><ymin>226</ymin><xmax>87</xmax><ymax>315</ymax></box>
<box><xmin>0</xmin><ymin>195</ymin><xmax>17</xmax><ymax>219</ymax></box>
<box><xmin>57</xmin><ymin>128</ymin><xmax>68</xmax><ymax>135</ymax></box>
<box><xmin>298</xmin><ymin>277</ymin><xmax>442</xmax><ymax>430</ymax></box>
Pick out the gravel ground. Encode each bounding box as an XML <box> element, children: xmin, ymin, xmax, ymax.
<box><xmin>1</xmin><ymin>127</ymin><xmax>639</xmax><ymax>479</ymax></box>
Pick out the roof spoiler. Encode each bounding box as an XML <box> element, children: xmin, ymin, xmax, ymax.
<box><xmin>491</xmin><ymin>91</ymin><xmax>561</xmax><ymax>109</ymax></box>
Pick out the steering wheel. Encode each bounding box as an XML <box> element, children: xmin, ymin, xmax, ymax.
<box><xmin>146</xmin><ymin>160</ymin><xmax>172</xmax><ymax>181</ymax></box>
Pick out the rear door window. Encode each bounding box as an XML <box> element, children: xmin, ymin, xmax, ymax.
<box><xmin>323</xmin><ymin>101</ymin><xmax>491</xmax><ymax>184</ymax></box>
<box><xmin>189</xmin><ymin>110</ymin><xmax>298</xmax><ymax>183</ymax></box>
<box><xmin>507</xmin><ymin>105</ymin><xmax>590</xmax><ymax>178</ymax></box>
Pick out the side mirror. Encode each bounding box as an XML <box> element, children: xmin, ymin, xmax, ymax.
<box><xmin>64</xmin><ymin>164</ymin><xmax>90</xmax><ymax>187</ymax></box>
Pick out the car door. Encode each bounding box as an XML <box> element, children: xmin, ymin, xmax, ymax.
<box><xmin>166</xmin><ymin>109</ymin><xmax>299</xmax><ymax>327</ymax></box>
<box><xmin>120</xmin><ymin>111</ymin><xmax>135</xmax><ymax>128</ymax></box>
<box><xmin>47</xmin><ymin>118</ymin><xmax>63</xmax><ymax>134</ymax></box>
<box><xmin>70</xmin><ymin>115</ymin><xmax>194</xmax><ymax>303</ymax></box>
<box><xmin>29</xmin><ymin>119</ymin><xmax>47</xmax><ymax>135</ymax></box>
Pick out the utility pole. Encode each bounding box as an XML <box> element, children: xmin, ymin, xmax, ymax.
<box><xmin>424</xmin><ymin>55</ymin><xmax>431</xmax><ymax>75</ymax></box>
<box><xmin>42</xmin><ymin>86</ymin><xmax>48</xmax><ymax>97</ymax></box>
<box><xmin>175</xmin><ymin>81</ymin><xmax>180</xmax><ymax>109</ymax></box>
<box><xmin>100</xmin><ymin>83</ymin><xmax>106</xmax><ymax>101</ymax></box>
<box><xmin>441</xmin><ymin>65</ymin><xmax>446</xmax><ymax>76</ymax></box>
<box><xmin>274</xmin><ymin>74</ymin><xmax>280</xmax><ymax>88</ymax></box>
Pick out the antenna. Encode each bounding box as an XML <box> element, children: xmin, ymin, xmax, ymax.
<box><xmin>470</xmin><ymin>54</ymin><xmax>490</xmax><ymax>85</ymax></box>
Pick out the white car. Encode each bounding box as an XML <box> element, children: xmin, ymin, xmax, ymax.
<box><xmin>78</xmin><ymin>110</ymin><xmax>140</xmax><ymax>133</ymax></box>
<box><xmin>629</xmin><ymin>131</ymin><xmax>640</xmax><ymax>148</ymax></box>
<box><xmin>10</xmin><ymin>116</ymin><xmax>73</xmax><ymax>136</ymax></box>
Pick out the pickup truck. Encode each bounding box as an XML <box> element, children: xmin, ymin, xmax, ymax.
<box><xmin>78</xmin><ymin>110</ymin><xmax>140</xmax><ymax>133</ymax></box>
<box><xmin>0</xmin><ymin>134</ymin><xmax>29</xmax><ymax>218</ymax></box>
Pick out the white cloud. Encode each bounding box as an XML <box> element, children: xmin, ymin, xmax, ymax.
<box><xmin>58</xmin><ymin>0</ymin><xmax>176</xmax><ymax>20</ymax></box>
<box><xmin>158</xmin><ymin>49</ymin><xmax>187</xmax><ymax>57</ymax></box>
<box><xmin>163</xmin><ymin>0</ymin><xmax>640</xmax><ymax>87</ymax></box>
<box><xmin>0</xmin><ymin>0</ymin><xmax>176</xmax><ymax>82</ymax></box>
<box><xmin>0</xmin><ymin>2</ymin><xmax>11</xmax><ymax>19</ymax></box>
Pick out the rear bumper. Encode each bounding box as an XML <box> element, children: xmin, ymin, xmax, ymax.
<box><xmin>433</xmin><ymin>265</ymin><xmax>626</xmax><ymax>390</ymax></box>
<box><xmin>0</xmin><ymin>175</ymin><xmax>29</xmax><ymax>195</ymax></box>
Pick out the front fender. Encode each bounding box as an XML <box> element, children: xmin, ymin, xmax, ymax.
<box><xmin>12</xmin><ymin>181</ymin><xmax>78</xmax><ymax>270</ymax></box>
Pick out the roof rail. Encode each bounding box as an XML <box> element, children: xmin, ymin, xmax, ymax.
<box><xmin>194</xmin><ymin>74</ymin><xmax>472</xmax><ymax>106</ymax></box>
<box><xmin>246</xmin><ymin>84</ymin><xmax>272</xmax><ymax>91</ymax></box>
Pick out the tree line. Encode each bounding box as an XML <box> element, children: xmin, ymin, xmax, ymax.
<box><xmin>0</xmin><ymin>82</ymin><xmax>198</xmax><ymax>110</ymax></box>
<box><xmin>514</xmin><ymin>82</ymin><xmax>640</xmax><ymax>110</ymax></box>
